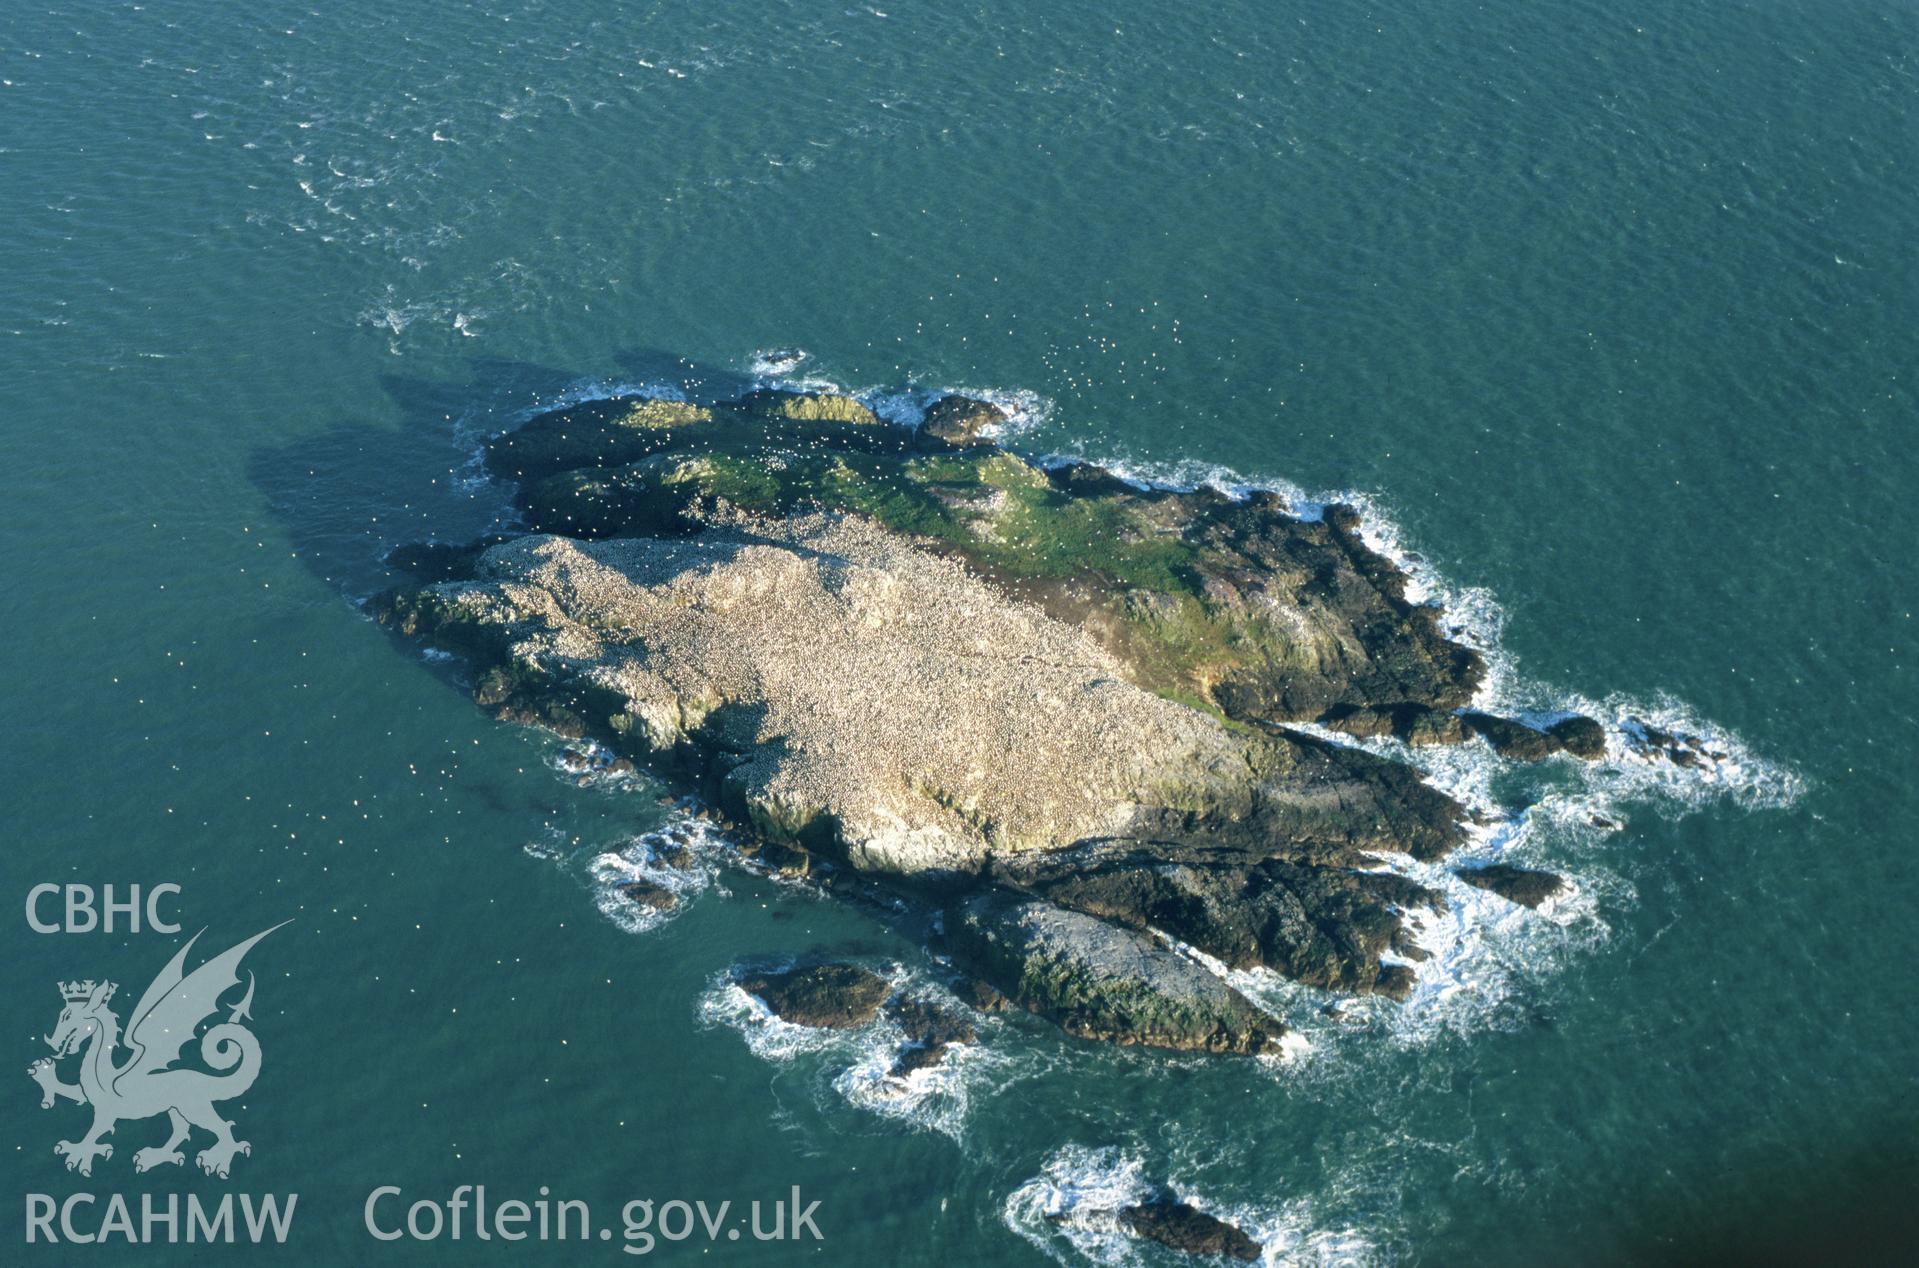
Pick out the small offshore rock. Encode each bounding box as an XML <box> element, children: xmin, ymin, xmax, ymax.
<box><xmin>887</xmin><ymin>996</ymin><xmax>976</xmax><ymax>1048</ymax></box>
<box><xmin>1372</xmin><ymin>964</ymin><xmax>1417</xmax><ymax>1001</ymax></box>
<box><xmin>617</xmin><ymin>880</ymin><xmax>678</xmax><ymax>911</ymax></box>
<box><xmin>652</xmin><ymin>842</ymin><xmax>695</xmax><ymax>869</ymax></box>
<box><xmin>889</xmin><ymin>1044</ymin><xmax>950</xmax><ymax>1078</ymax></box>
<box><xmin>918</xmin><ymin>394</ymin><xmax>1008</xmax><ymax>447</ymax></box>
<box><xmin>472</xmin><ymin>667</ymin><xmax>515</xmax><ymax>708</ymax></box>
<box><xmin>885</xmin><ymin>996</ymin><xmax>977</xmax><ymax>1076</ymax></box>
<box><xmin>1118</xmin><ymin>1196</ymin><xmax>1261</xmax><ymax>1262</ymax></box>
<box><xmin>736</xmin><ymin>963</ymin><xmax>891</xmax><ymax>1029</ymax></box>
<box><xmin>1456</xmin><ymin>864</ymin><xmax>1566</xmax><ymax>909</ymax></box>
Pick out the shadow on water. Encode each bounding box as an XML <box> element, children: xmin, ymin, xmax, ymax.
<box><xmin>247</xmin><ymin>349</ymin><xmax>761</xmax><ymax>599</ymax></box>
<box><xmin>244</xmin><ymin>346</ymin><xmax>940</xmax><ymax>937</ymax></box>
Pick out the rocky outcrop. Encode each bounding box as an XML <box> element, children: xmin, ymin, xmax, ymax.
<box><xmin>996</xmin><ymin>845</ymin><xmax>1443</xmax><ymax>998</ymax></box>
<box><xmin>736</xmin><ymin>963</ymin><xmax>891</xmax><ymax>1029</ymax></box>
<box><xmin>1455</xmin><ymin>712</ymin><xmax>1608</xmax><ymax>762</ymax></box>
<box><xmin>1456</xmin><ymin>864</ymin><xmax>1565</xmax><ymax>909</ymax></box>
<box><xmin>885</xmin><ymin>996</ymin><xmax>977</xmax><ymax>1075</ymax></box>
<box><xmin>373</xmin><ymin>385</ymin><xmax>1602</xmax><ymax>1053</ymax></box>
<box><xmin>617</xmin><ymin>880</ymin><xmax>678</xmax><ymax>911</ymax></box>
<box><xmin>944</xmin><ymin>890</ymin><xmax>1284</xmax><ymax>1055</ymax></box>
<box><xmin>1119</xmin><ymin>1196</ymin><xmax>1262</xmax><ymax>1261</ymax></box>
<box><xmin>918</xmin><ymin>394</ymin><xmax>1007</xmax><ymax>447</ymax></box>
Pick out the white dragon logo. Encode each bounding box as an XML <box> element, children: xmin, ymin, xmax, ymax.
<box><xmin>27</xmin><ymin>924</ymin><xmax>284</xmax><ymax>1179</ymax></box>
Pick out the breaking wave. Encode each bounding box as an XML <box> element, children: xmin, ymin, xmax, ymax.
<box><xmin>1005</xmin><ymin>1144</ymin><xmax>1380</xmax><ymax>1267</ymax></box>
<box><xmin>697</xmin><ymin>963</ymin><xmax>1008</xmax><ymax>1140</ymax></box>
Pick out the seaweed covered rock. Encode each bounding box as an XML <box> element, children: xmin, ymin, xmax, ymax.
<box><xmin>918</xmin><ymin>394</ymin><xmax>1007</xmax><ymax>447</ymax></box>
<box><xmin>738</xmin><ymin>388</ymin><xmax>879</xmax><ymax>426</ymax></box>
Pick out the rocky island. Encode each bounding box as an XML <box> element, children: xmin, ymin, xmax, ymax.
<box><xmin>375</xmin><ymin>386</ymin><xmax>1618</xmax><ymax>1053</ymax></box>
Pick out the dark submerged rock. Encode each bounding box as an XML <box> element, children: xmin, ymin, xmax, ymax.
<box><xmin>736</xmin><ymin>963</ymin><xmax>891</xmax><ymax>1029</ymax></box>
<box><xmin>1459</xmin><ymin>711</ymin><xmax>1608</xmax><ymax>762</ymax></box>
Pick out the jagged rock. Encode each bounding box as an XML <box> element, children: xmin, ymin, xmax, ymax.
<box><xmin>1623</xmin><ymin>717</ymin><xmax>1720</xmax><ymax>769</ymax></box>
<box><xmin>1460</xmin><ymin>712</ymin><xmax>1562</xmax><ymax>760</ymax></box>
<box><xmin>944</xmin><ymin>890</ymin><xmax>1284</xmax><ymax>1055</ymax></box>
<box><xmin>956</xmin><ymin>977</ymin><xmax>1012</xmax><ymax>1012</ymax></box>
<box><xmin>996</xmin><ymin>845</ymin><xmax>1443</xmax><ymax>996</ymax></box>
<box><xmin>1456</xmin><ymin>864</ymin><xmax>1566</xmax><ymax>909</ymax></box>
<box><xmin>387</xmin><ymin>536</ymin><xmax>514</xmax><ymax>583</ymax></box>
<box><xmin>1119</xmin><ymin>1196</ymin><xmax>1261</xmax><ymax>1261</ymax></box>
<box><xmin>1459</xmin><ymin>711</ymin><xmax>1608</xmax><ymax>762</ymax></box>
<box><xmin>885</xmin><ymin>996</ymin><xmax>976</xmax><ymax>1075</ymax></box>
<box><xmin>617</xmin><ymin>880</ymin><xmax>678</xmax><ymax>911</ymax></box>
<box><xmin>756</xmin><ymin>841</ymin><xmax>812</xmax><ymax>878</ymax></box>
<box><xmin>736</xmin><ymin>963</ymin><xmax>891</xmax><ymax>1029</ymax></box>
<box><xmin>1548</xmin><ymin>715</ymin><xmax>1607</xmax><ymax>759</ymax></box>
<box><xmin>918</xmin><ymin>394</ymin><xmax>1007</xmax><ymax>447</ymax></box>
<box><xmin>889</xmin><ymin>1045</ymin><xmax>949</xmax><ymax>1077</ymax></box>
<box><xmin>887</xmin><ymin>995</ymin><xmax>977</xmax><ymax>1048</ymax></box>
<box><xmin>1319</xmin><ymin>702</ymin><xmax>1466</xmax><ymax>746</ymax></box>
<box><xmin>652</xmin><ymin>842</ymin><xmax>695</xmax><ymax>869</ymax></box>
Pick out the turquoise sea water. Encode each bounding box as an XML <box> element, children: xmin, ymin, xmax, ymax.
<box><xmin>2</xmin><ymin>1</ymin><xmax>1914</xmax><ymax>1263</ymax></box>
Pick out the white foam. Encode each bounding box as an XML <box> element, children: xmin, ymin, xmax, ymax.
<box><xmin>1005</xmin><ymin>1145</ymin><xmax>1379</xmax><ymax>1268</ymax></box>
<box><xmin>749</xmin><ymin>347</ymin><xmax>809</xmax><ymax>377</ymax></box>
<box><xmin>698</xmin><ymin>966</ymin><xmax>1004</xmax><ymax>1139</ymax></box>
<box><xmin>860</xmin><ymin>383</ymin><xmax>1055</xmax><ymax>438</ymax></box>
<box><xmin>585</xmin><ymin>813</ymin><xmax>730</xmax><ymax>935</ymax></box>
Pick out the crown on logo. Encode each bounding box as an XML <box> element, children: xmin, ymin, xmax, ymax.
<box><xmin>59</xmin><ymin>980</ymin><xmax>112</xmax><ymax>1003</ymax></box>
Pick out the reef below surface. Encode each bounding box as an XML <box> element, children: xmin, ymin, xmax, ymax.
<box><xmin>373</xmin><ymin>384</ymin><xmax>1704</xmax><ymax>1053</ymax></box>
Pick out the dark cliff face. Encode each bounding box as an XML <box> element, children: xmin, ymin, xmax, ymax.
<box><xmin>372</xmin><ymin>388</ymin><xmax>1597</xmax><ymax>1054</ymax></box>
